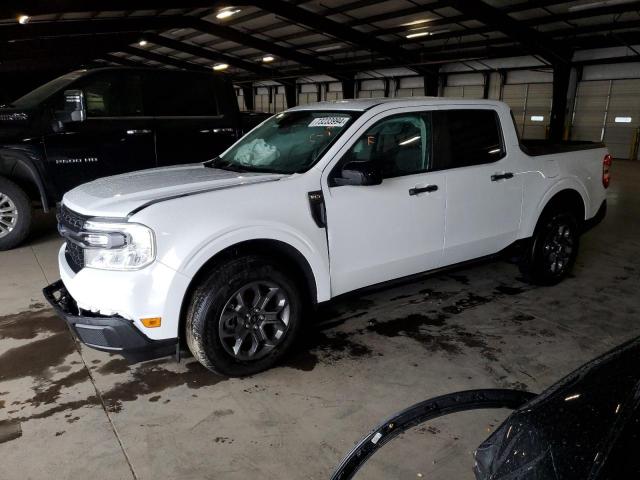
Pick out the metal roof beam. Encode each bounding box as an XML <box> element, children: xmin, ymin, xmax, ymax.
<box><xmin>444</xmin><ymin>0</ymin><xmax>571</xmax><ymax>65</ymax></box>
<box><xmin>185</xmin><ymin>18</ymin><xmax>342</xmax><ymax>75</ymax></box>
<box><xmin>0</xmin><ymin>15</ymin><xmax>185</xmax><ymax>41</ymax></box>
<box><xmin>0</xmin><ymin>1</ymin><xmax>227</xmax><ymax>19</ymax></box>
<box><xmin>143</xmin><ymin>33</ymin><xmax>285</xmax><ymax>80</ymax></box>
<box><xmin>249</xmin><ymin>0</ymin><xmax>422</xmax><ymax>67</ymax></box>
<box><xmin>119</xmin><ymin>45</ymin><xmax>211</xmax><ymax>71</ymax></box>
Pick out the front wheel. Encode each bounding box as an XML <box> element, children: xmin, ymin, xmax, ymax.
<box><xmin>519</xmin><ymin>211</ymin><xmax>579</xmax><ymax>285</ymax></box>
<box><xmin>0</xmin><ymin>177</ymin><xmax>32</xmax><ymax>251</ymax></box>
<box><xmin>185</xmin><ymin>255</ymin><xmax>304</xmax><ymax>376</ymax></box>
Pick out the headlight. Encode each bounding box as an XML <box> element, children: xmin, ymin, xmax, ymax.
<box><xmin>82</xmin><ymin>221</ymin><xmax>155</xmax><ymax>271</ymax></box>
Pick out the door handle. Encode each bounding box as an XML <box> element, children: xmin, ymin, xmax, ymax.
<box><xmin>126</xmin><ymin>129</ymin><xmax>152</xmax><ymax>135</ymax></box>
<box><xmin>491</xmin><ymin>172</ymin><xmax>514</xmax><ymax>181</ymax></box>
<box><xmin>409</xmin><ymin>184</ymin><xmax>438</xmax><ymax>196</ymax></box>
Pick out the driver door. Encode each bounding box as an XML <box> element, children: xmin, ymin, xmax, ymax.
<box><xmin>322</xmin><ymin>110</ymin><xmax>446</xmax><ymax>296</ymax></box>
<box><xmin>43</xmin><ymin>71</ymin><xmax>156</xmax><ymax>196</ymax></box>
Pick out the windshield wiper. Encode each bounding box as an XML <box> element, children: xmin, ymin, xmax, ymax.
<box><xmin>204</xmin><ymin>157</ymin><xmax>247</xmax><ymax>172</ymax></box>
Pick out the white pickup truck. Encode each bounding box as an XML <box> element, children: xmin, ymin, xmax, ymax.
<box><xmin>44</xmin><ymin>98</ymin><xmax>610</xmax><ymax>376</ymax></box>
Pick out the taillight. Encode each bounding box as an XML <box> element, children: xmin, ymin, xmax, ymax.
<box><xmin>602</xmin><ymin>153</ymin><xmax>612</xmax><ymax>188</ymax></box>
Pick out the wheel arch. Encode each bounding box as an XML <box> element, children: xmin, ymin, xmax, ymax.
<box><xmin>177</xmin><ymin>238</ymin><xmax>322</xmax><ymax>348</ymax></box>
<box><xmin>523</xmin><ymin>183</ymin><xmax>588</xmax><ymax>238</ymax></box>
<box><xmin>0</xmin><ymin>148</ymin><xmax>51</xmax><ymax>211</ymax></box>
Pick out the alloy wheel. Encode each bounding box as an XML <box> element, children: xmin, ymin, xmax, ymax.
<box><xmin>0</xmin><ymin>192</ymin><xmax>18</xmax><ymax>239</ymax></box>
<box><xmin>543</xmin><ymin>223</ymin><xmax>574</xmax><ymax>275</ymax></box>
<box><xmin>218</xmin><ymin>281</ymin><xmax>291</xmax><ymax>361</ymax></box>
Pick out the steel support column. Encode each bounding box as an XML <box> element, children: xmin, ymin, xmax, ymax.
<box><xmin>550</xmin><ymin>64</ymin><xmax>571</xmax><ymax>142</ymax></box>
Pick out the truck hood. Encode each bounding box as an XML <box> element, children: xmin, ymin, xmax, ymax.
<box><xmin>62</xmin><ymin>164</ymin><xmax>286</xmax><ymax>217</ymax></box>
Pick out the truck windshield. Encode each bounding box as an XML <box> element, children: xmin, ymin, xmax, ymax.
<box><xmin>210</xmin><ymin>110</ymin><xmax>358</xmax><ymax>174</ymax></box>
<box><xmin>12</xmin><ymin>71</ymin><xmax>84</xmax><ymax>108</ymax></box>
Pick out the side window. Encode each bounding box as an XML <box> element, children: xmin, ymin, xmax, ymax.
<box><xmin>153</xmin><ymin>73</ymin><xmax>219</xmax><ymax>117</ymax></box>
<box><xmin>432</xmin><ymin>109</ymin><xmax>504</xmax><ymax>170</ymax></box>
<box><xmin>81</xmin><ymin>73</ymin><xmax>144</xmax><ymax>118</ymax></box>
<box><xmin>343</xmin><ymin>113</ymin><xmax>431</xmax><ymax>178</ymax></box>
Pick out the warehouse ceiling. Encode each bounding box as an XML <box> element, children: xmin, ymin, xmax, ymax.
<box><xmin>1</xmin><ymin>0</ymin><xmax>639</xmax><ymax>82</ymax></box>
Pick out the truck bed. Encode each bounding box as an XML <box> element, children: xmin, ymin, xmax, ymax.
<box><xmin>520</xmin><ymin>139</ymin><xmax>605</xmax><ymax>157</ymax></box>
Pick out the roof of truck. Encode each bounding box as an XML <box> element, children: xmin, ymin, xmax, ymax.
<box><xmin>287</xmin><ymin>97</ymin><xmax>507</xmax><ymax>112</ymax></box>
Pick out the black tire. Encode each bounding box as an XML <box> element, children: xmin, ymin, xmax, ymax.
<box><xmin>185</xmin><ymin>255</ymin><xmax>304</xmax><ymax>376</ymax></box>
<box><xmin>0</xmin><ymin>177</ymin><xmax>32</xmax><ymax>251</ymax></box>
<box><xmin>519</xmin><ymin>210</ymin><xmax>579</xmax><ymax>285</ymax></box>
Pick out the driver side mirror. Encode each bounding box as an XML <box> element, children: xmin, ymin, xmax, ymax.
<box><xmin>56</xmin><ymin>89</ymin><xmax>86</xmax><ymax>124</ymax></box>
<box><xmin>334</xmin><ymin>160</ymin><xmax>382</xmax><ymax>186</ymax></box>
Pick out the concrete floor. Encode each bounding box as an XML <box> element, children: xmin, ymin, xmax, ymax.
<box><xmin>1</xmin><ymin>160</ymin><xmax>639</xmax><ymax>480</ymax></box>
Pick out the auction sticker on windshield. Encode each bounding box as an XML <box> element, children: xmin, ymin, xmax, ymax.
<box><xmin>308</xmin><ymin>117</ymin><xmax>350</xmax><ymax>127</ymax></box>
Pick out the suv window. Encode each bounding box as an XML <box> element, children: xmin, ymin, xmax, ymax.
<box><xmin>82</xmin><ymin>73</ymin><xmax>144</xmax><ymax>118</ymax></box>
<box><xmin>153</xmin><ymin>73</ymin><xmax>219</xmax><ymax>117</ymax></box>
<box><xmin>432</xmin><ymin>109</ymin><xmax>504</xmax><ymax>170</ymax></box>
<box><xmin>343</xmin><ymin>113</ymin><xmax>431</xmax><ymax>178</ymax></box>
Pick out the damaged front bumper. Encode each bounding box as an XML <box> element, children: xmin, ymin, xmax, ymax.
<box><xmin>43</xmin><ymin>279</ymin><xmax>177</xmax><ymax>362</ymax></box>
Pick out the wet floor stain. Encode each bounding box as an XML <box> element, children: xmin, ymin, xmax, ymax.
<box><xmin>101</xmin><ymin>360</ymin><xmax>226</xmax><ymax>413</ymax></box>
<box><xmin>494</xmin><ymin>285</ymin><xmax>525</xmax><ymax>295</ymax></box>
<box><xmin>30</xmin><ymin>369</ymin><xmax>89</xmax><ymax>407</ymax></box>
<box><xmin>442</xmin><ymin>293</ymin><xmax>491</xmax><ymax>315</ymax></box>
<box><xmin>96</xmin><ymin>358</ymin><xmax>131</xmax><ymax>375</ymax></box>
<box><xmin>285</xmin><ymin>329</ymin><xmax>374</xmax><ymax>371</ymax></box>
<box><xmin>0</xmin><ymin>309</ymin><xmax>65</xmax><ymax>340</ymax></box>
<box><xmin>0</xmin><ymin>420</ymin><xmax>22</xmax><ymax>444</ymax></box>
<box><xmin>0</xmin><ymin>331</ymin><xmax>76</xmax><ymax>382</ymax></box>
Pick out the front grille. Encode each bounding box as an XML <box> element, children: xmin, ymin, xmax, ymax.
<box><xmin>58</xmin><ymin>205</ymin><xmax>88</xmax><ymax>273</ymax></box>
<box><xmin>65</xmin><ymin>242</ymin><xmax>85</xmax><ymax>273</ymax></box>
<box><xmin>58</xmin><ymin>204</ymin><xmax>87</xmax><ymax>231</ymax></box>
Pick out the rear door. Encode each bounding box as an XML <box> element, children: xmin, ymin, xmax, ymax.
<box><xmin>323</xmin><ymin>110</ymin><xmax>446</xmax><ymax>296</ymax></box>
<box><xmin>435</xmin><ymin>108</ymin><xmax>523</xmax><ymax>264</ymax></box>
<box><xmin>150</xmin><ymin>71</ymin><xmax>238</xmax><ymax>167</ymax></box>
<box><xmin>42</xmin><ymin>70</ymin><xmax>156</xmax><ymax>196</ymax></box>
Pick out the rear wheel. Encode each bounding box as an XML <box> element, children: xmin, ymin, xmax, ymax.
<box><xmin>0</xmin><ymin>177</ymin><xmax>32</xmax><ymax>251</ymax></box>
<box><xmin>520</xmin><ymin>211</ymin><xmax>579</xmax><ymax>285</ymax></box>
<box><xmin>185</xmin><ymin>255</ymin><xmax>304</xmax><ymax>376</ymax></box>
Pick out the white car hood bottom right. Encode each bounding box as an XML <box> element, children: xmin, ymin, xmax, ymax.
<box><xmin>62</xmin><ymin>164</ymin><xmax>285</xmax><ymax>217</ymax></box>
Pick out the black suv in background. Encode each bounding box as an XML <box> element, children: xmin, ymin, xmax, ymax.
<box><xmin>0</xmin><ymin>67</ymin><xmax>268</xmax><ymax>249</ymax></box>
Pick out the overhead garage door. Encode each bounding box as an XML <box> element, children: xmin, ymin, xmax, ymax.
<box><xmin>572</xmin><ymin>79</ymin><xmax>640</xmax><ymax>159</ymax></box>
<box><xmin>325</xmin><ymin>82</ymin><xmax>343</xmax><ymax>101</ymax></box>
<box><xmin>357</xmin><ymin>79</ymin><xmax>385</xmax><ymax>98</ymax></box>
<box><xmin>502</xmin><ymin>83</ymin><xmax>552</xmax><ymax>140</ymax></box>
<box><xmin>442</xmin><ymin>84</ymin><xmax>484</xmax><ymax>99</ymax></box>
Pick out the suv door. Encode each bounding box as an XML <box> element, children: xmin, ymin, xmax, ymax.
<box><xmin>150</xmin><ymin>71</ymin><xmax>238</xmax><ymax>166</ymax></box>
<box><xmin>42</xmin><ymin>70</ymin><xmax>156</xmax><ymax>196</ymax></box>
<box><xmin>322</xmin><ymin>110</ymin><xmax>446</xmax><ymax>296</ymax></box>
<box><xmin>434</xmin><ymin>108</ymin><xmax>523</xmax><ymax>264</ymax></box>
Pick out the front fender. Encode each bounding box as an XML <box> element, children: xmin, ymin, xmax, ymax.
<box><xmin>0</xmin><ymin>145</ymin><xmax>51</xmax><ymax>211</ymax></box>
<box><xmin>176</xmin><ymin>225</ymin><xmax>331</xmax><ymax>303</ymax></box>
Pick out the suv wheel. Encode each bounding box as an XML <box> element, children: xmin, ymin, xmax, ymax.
<box><xmin>520</xmin><ymin>210</ymin><xmax>579</xmax><ymax>285</ymax></box>
<box><xmin>0</xmin><ymin>177</ymin><xmax>32</xmax><ymax>251</ymax></box>
<box><xmin>185</xmin><ymin>255</ymin><xmax>304</xmax><ymax>376</ymax></box>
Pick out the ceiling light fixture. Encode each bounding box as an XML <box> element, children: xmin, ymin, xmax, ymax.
<box><xmin>568</xmin><ymin>0</ymin><xmax>635</xmax><ymax>12</ymax></box>
<box><xmin>216</xmin><ymin>7</ymin><xmax>241</xmax><ymax>19</ymax></box>
<box><xmin>400</xmin><ymin>18</ymin><xmax>431</xmax><ymax>27</ymax></box>
<box><xmin>406</xmin><ymin>31</ymin><xmax>431</xmax><ymax>39</ymax></box>
<box><xmin>315</xmin><ymin>44</ymin><xmax>343</xmax><ymax>52</ymax></box>
<box><xmin>18</xmin><ymin>14</ymin><xmax>30</xmax><ymax>24</ymax></box>
<box><xmin>213</xmin><ymin>63</ymin><xmax>229</xmax><ymax>71</ymax></box>
<box><xmin>138</xmin><ymin>40</ymin><xmax>148</xmax><ymax>46</ymax></box>
<box><xmin>262</xmin><ymin>55</ymin><xmax>275</xmax><ymax>63</ymax></box>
